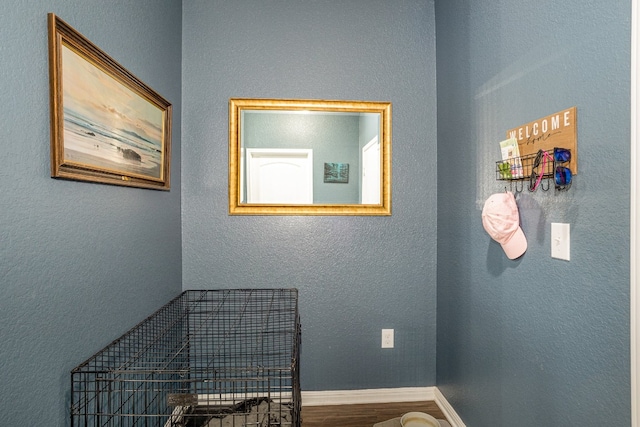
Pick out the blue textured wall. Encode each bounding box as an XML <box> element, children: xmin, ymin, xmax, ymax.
<box><xmin>181</xmin><ymin>0</ymin><xmax>438</xmax><ymax>391</ymax></box>
<box><xmin>435</xmin><ymin>1</ymin><xmax>631</xmax><ymax>426</ymax></box>
<box><xmin>2</xmin><ymin>1</ymin><xmax>633</xmax><ymax>426</ymax></box>
<box><xmin>0</xmin><ymin>1</ymin><xmax>182</xmax><ymax>425</ymax></box>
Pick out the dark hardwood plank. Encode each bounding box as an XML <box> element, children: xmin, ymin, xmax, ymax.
<box><xmin>301</xmin><ymin>401</ymin><xmax>445</xmax><ymax>427</ymax></box>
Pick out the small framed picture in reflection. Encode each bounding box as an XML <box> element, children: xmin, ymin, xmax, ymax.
<box><xmin>324</xmin><ymin>162</ymin><xmax>349</xmax><ymax>183</ymax></box>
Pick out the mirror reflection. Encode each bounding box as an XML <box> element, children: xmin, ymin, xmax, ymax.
<box><xmin>229</xmin><ymin>98</ymin><xmax>391</xmax><ymax>216</ymax></box>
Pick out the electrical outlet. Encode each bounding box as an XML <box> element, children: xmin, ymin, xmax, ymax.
<box><xmin>381</xmin><ymin>329</ymin><xmax>394</xmax><ymax>348</ymax></box>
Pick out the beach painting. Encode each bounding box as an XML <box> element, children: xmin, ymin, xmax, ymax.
<box><xmin>62</xmin><ymin>44</ymin><xmax>164</xmax><ymax>180</ymax></box>
<box><xmin>48</xmin><ymin>13</ymin><xmax>172</xmax><ymax>190</ymax></box>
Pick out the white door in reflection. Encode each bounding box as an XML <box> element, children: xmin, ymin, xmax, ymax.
<box><xmin>361</xmin><ymin>136</ymin><xmax>380</xmax><ymax>204</ymax></box>
<box><xmin>246</xmin><ymin>148</ymin><xmax>313</xmax><ymax>204</ymax></box>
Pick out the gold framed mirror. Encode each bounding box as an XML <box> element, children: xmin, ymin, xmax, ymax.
<box><xmin>229</xmin><ymin>98</ymin><xmax>391</xmax><ymax>215</ymax></box>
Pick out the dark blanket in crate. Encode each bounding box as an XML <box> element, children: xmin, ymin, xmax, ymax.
<box><xmin>204</xmin><ymin>399</ymin><xmax>292</xmax><ymax>427</ymax></box>
<box><xmin>171</xmin><ymin>398</ymin><xmax>292</xmax><ymax>427</ymax></box>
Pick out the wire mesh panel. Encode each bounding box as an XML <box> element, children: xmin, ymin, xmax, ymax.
<box><xmin>71</xmin><ymin>289</ymin><xmax>301</xmax><ymax>427</ymax></box>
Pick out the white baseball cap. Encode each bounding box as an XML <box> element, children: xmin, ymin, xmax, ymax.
<box><xmin>481</xmin><ymin>192</ymin><xmax>527</xmax><ymax>259</ymax></box>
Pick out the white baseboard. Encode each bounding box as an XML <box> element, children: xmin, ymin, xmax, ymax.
<box><xmin>433</xmin><ymin>388</ymin><xmax>466</xmax><ymax>427</ymax></box>
<box><xmin>302</xmin><ymin>386</ymin><xmax>436</xmax><ymax>406</ymax></box>
<box><xmin>301</xmin><ymin>387</ymin><xmax>465</xmax><ymax>427</ymax></box>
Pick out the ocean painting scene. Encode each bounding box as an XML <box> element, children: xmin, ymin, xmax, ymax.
<box><xmin>61</xmin><ymin>44</ymin><xmax>165</xmax><ymax>181</ymax></box>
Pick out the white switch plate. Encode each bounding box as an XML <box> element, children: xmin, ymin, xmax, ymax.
<box><xmin>381</xmin><ymin>329</ymin><xmax>394</xmax><ymax>348</ymax></box>
<box><xmin>551</xmin><ymin>223</ymin><xmax>570</xmax><ymax>261</ymax></box>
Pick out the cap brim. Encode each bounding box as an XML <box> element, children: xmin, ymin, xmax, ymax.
<box><xmin>501</xmin><ymin>226</ymin><xmax>527</xmax><ymax>259</ymax></box>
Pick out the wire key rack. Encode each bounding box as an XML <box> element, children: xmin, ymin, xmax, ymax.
<box><xmin>495</xmin><ymin>147</ymin><xmax>572</xmax><ymax>192</ymax></box>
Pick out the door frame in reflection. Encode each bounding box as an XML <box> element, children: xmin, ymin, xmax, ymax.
<box><xmin>245</xmin><ymin>148</ymin><xmax>313</xmax><ymax>204</ymax></box>
<box><xmin>361</xmin><ymin>136</ymin><xmax>380</xmax><ymax>204</ymax></box>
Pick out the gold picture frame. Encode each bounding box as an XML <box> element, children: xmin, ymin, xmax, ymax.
<box><xmin>229</xmin><ymin>98</ymin><xmax>392</xmax><ymax>215</ymax></box>
<box><xmin>48</xmin><ymin>13</ymin><xmax>172</xmax><ymax>190</ymax></box>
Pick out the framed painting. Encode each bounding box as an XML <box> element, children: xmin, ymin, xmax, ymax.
<box><xmin>324</xmin><ymin>162</ymin><xmax>349</xmax><ymax>183</ymax></box>
<box><xmin>48</xmin><ymin>13</ymin><xmax>172</xmax><ymax>190</ymax></box>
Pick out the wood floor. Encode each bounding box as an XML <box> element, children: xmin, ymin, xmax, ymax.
<box><xmin>301</xmin><ymin>401</ymin><xmax>446</xmax><ymax>427</ymax></box>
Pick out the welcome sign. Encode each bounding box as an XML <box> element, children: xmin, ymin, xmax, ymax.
<box><xmin>506</xmin><ymin>106</ymin><xmax>577</xmax><ymax>174</ymax></box>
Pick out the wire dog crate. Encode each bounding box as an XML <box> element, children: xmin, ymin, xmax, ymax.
<box><xmin>71</xmin><ymin>289</ymin><xmax>301</xmax><ymax>427</ymax></box>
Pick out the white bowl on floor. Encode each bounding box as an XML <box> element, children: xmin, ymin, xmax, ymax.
<box><xmin>400</xmin><ymin>411</ymin><xmax>440</xmax><ymax>427</ymax></box>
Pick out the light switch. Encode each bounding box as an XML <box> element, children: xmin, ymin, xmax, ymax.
<box><xmin>551</xmin><ymin>223</ymin><xmax>570</xmax><ymax>261</ymax></box>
